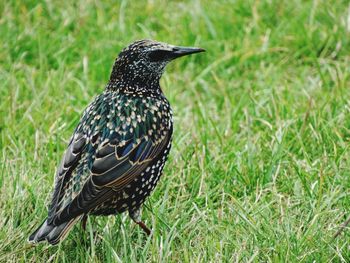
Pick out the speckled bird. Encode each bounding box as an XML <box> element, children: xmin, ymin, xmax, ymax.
<box><xmin>28</xmin><ymin>39</ymin><xmax>204</xmax><ymax>245</ymax></box>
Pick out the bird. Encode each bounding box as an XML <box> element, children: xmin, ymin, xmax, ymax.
<box><xmin>28</xmin><ymin>39</ymin><xmax>205</xmax><ymax>245</ymax></box>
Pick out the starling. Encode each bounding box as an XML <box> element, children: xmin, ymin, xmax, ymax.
<box><xmin>28</xmin><ymin>39</ymin><xmax>204</xmax><ymax>245</ymax></box>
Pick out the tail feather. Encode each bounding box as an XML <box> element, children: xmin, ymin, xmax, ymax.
<box><xmin>28</xmin><ymin>219</ymin><xmax>54</xmax><ymax>243</ymax></box>
<box><xmin>28</xmin><ymin>216</ymin><xmax>81</xmax><ymax>245</ymax></box>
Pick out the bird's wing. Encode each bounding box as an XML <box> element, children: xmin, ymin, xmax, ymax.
<box><xmin>91</xmin><ymin>132</ymin><xmax>171</xmax><ymax>189</ymax></box>
<box><xmin>52</xmin><ymin>130</ymin><xmax>172</xmax><ymax>225</ymax></box>
<box><xmin>47</xmin><ymin>132</ymin><xmax>87</xmax><ymax>224</ymax></box>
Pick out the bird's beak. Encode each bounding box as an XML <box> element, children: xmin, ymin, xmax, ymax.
<box><xmin>170</xmin><ymin>46</ymin><xmax>205</xmax><ymax>59</ymax></box>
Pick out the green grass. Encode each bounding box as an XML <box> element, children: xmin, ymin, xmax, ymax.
<box><xmin>1</xmin><ymin>0</ymin><xmax>350</xmax><ymax>261</ymax></box>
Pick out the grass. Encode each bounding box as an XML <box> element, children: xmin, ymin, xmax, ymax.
<box><xmin>1</xmin><ymin>0</ymin><xmax>350</xmax><ymax>261</ymax></box>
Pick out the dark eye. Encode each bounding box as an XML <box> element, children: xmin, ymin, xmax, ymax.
<box><xmin>148</xmin><ymin>50</ymin><xmax>171</xmax><ymax>62</ymax></box>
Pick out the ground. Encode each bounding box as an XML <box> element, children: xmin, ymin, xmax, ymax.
<box><xmin>1</xmin><ymin>0</ymin><xmax>350</xmax><ymax>262</ymax></box>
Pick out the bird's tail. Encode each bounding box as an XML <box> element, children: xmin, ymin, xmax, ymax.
<box><xmin>28</xmin><ymin>216</ymin><xmax>81</xmax><ymax>245</ymax></box>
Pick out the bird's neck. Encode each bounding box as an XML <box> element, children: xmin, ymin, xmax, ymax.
<box><xmin>106</xmin><ymin>64</ymin><xmax>163</xmax><ymax>95</ymax></box>
<box><xmin>106</xmin><ymin>75</ymin><xmax>162</xmax><ymax>95</ymax></box>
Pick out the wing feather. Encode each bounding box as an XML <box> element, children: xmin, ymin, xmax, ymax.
<box><xmin>52</xmin><ymin>129</ymin><xmax>171</xmax><ymax>225</ymax></box>
<box><xmin>47</xmin><ymin>133</ymin><xmax>87</xmax><ymax>224</ymax></box>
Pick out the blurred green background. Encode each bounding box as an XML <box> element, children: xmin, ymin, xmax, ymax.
<box><xmin>1</xmin><ymin>0</ymin><xmax>350</xmax><ymax>262</ymax></box>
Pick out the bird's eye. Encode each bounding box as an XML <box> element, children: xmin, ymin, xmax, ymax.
<box><xmin>148</xmin><ymin>50</ymin><xmax>171</xmax><ymax>62</ymax></box>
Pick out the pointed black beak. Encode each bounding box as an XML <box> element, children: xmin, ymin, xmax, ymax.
<box><xmin>170</xmin><ymin>46</ymin><xmax>205</xmax><ymax>59</ymax></box>
<box><xmin>148</xmin><ymin>45</ymin><xmax>205</xmax><ymax>62</ymax></box>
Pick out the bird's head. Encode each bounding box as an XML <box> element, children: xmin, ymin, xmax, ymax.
<box><xmin>108</xmin><ymin>39</ymin><xmax>205</xmax><ymax>91</ymax></box>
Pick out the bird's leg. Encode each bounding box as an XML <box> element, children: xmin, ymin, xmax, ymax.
<box><xmin>334</xmin><ymin>216</ymin><xmax>350</xmax><ymax>238</ymax></box>
<box><xmin>81</xmin><ymin>214</ymin><xmax>88</xmax><ymax>231</ymax></box>
<box><xmin>136</xmin><ymin>221</ymin><xmax>151</xmax><ymax>235</ymax></box>
<box><xmin>129</xmin><ymin>206</ymin><xmax>152</xmax><ymax>236</ymax></box>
